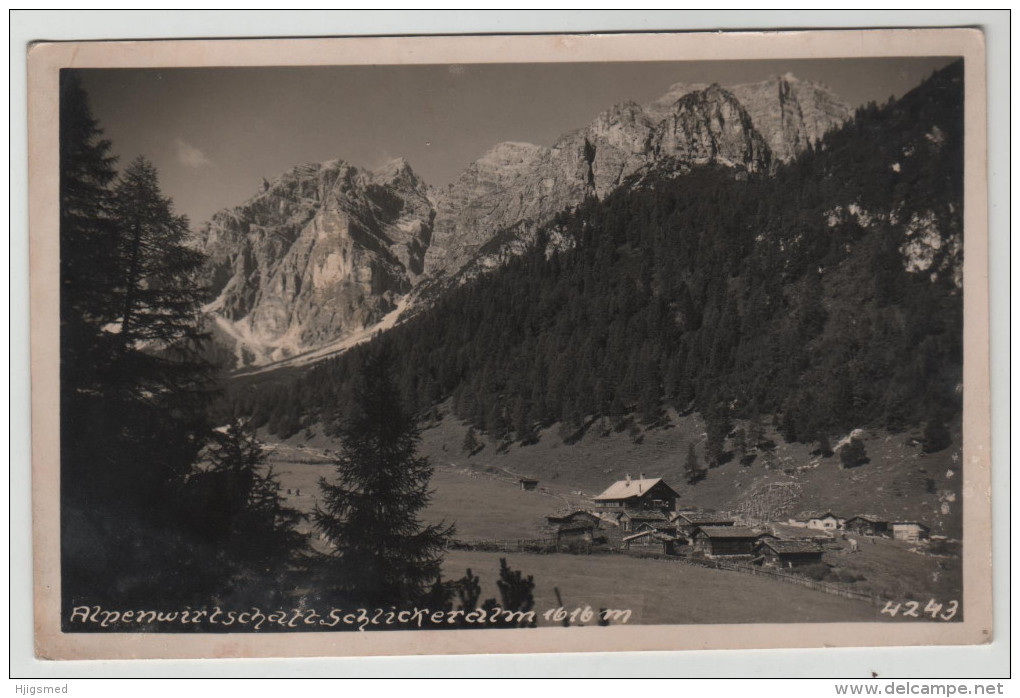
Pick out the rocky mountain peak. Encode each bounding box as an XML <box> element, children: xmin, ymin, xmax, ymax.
<box><xmin>372</xmin><ymin>156</ymin><xmax>417</xmax><ymax>183</ymax></box>
<box><xmin>652</xmin><ymin>84</ymin><xmax>772</xmax><ymax>173</ymax></box>
<box><xmin>646</xmin><ymin>82</ymin><xmax>712</xmax><ymax>120</ymax></box>
<box><xmin>201</xmin><ymin>157</ymin><xmax>433</xmax><ymax>366</ymax></box>
<box><xmin>729</xmin><ymin>74</ymin><xmax>851</xmax><ymax>162</ymax></box>
<box><xmin>475</xmin><ymin>141</ymin><xmax>548</xmax><ymax>167</ymax></box>
<box><xmin>201</xmin><ymin>71</ymin><xmax>853</xmax><ymax>368</ymax></box>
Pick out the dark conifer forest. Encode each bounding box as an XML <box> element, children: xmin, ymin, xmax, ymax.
<box><xmin>228</xmin><ymin>61</ymin><xmax>963</xmax><ymax>449</ymax></box>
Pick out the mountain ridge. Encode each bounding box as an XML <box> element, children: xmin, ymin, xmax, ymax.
<box><xmin>200</xmin><ymin>75</ymin><xmax>852</xmax><ymax>368</ymax></box>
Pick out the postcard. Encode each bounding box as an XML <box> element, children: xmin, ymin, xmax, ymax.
<box><xmin>28</xmin><ymin>28</ymin><xmax>991</xmax><ymax>660</ymax></box>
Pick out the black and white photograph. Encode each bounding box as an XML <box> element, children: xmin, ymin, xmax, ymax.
<box><xmin>26</xmin><ymin>28</ymin><xmax>993</xmax><ymax>661</ymax></box>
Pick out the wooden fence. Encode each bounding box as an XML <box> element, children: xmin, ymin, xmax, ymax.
<box><xmin>449</xmin><ymin>539</ymin><xmax>886</xmax><ymax>606</ymax></box>
<box><xmin>663</xmin><ymin>554</ymin><xmax>886</xmax><ymax>606</ymax></box>
<box><xmin>449</xmin><ymin>538</ymin><xmax>558</xmax><ymax>553</ymax></box>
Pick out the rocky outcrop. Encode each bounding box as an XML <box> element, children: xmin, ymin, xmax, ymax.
<box><xmin>729</xmin><ymin>74</ymin><xmax>850</xmax><ymax>162</ymax></box>
<box><xmin>652</xmin><ymin>85</ymin><xmax>771</xmax><ymax>173</ymax></box>
<box><xmin>424</xmin><ymin>142</ymin><xmax>583</xmax><ymax>278</ymax></box>
<box><xmin>200</xmin><ymin>158</ymin><xmax>433</xmax><ymax>365</ymax></box>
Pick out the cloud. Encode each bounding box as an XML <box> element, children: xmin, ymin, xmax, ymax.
<box><xmin>174</xmin><ymin>137</ymin><xmax>212</xmax><ymax>169</ymax></box>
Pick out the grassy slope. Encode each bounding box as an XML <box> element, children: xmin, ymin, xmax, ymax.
<box><xmin>266</xmin><ymin>410</ymin><xmax>962</xmax><ymax>612</ymax></box>
<box><xmin>821</xmin><ymin>534</ymin><xmax>962</xmax><ymax>603</ymax></box>
<box><xmin>441</xmin><ymin>550</ymin><xmax>890</xmax><ymax>626</ymax></box>
<box><xmin>269</xmin><ymin>403</ymin><xmax>963</xmax><ymax>542</ymax></box>
<box><xmin>414</xmin><ymin>406</ymin><xmax>964</xmax><ymax>538</ymax></box>
<box><xmin>265</xmin><ymin>436</ymin><xmax>584</xmax><ymax>540</ymax></box>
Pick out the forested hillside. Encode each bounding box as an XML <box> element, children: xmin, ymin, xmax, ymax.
<box><xmin>227</xmin><ymin>61</ymin><xmax>964</xmax><ymax>455</ymax></box>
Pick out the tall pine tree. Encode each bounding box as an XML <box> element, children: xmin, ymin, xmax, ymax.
<box><xmin>60</xmin><ymin>84</ymin><xmax>217</xmax><ymax>611</ymax></box>
<box><xmin>100</xmin><ymin>156</ymin><xmax>214</xmax><ymax>508</ymax></box>
<box><xmin>314</xmin><ymin>346</ymin><xmax>454</xmax><ymax>608</ymax></box>
<box><xmin>186</xmin><ymin>419</ymin><xmax>308</xmax><ymax>604</ymax></box>
<box><xmin>59</xmin><ymin>71</ymin><xmax>123</xmax><ymax>499</ymax></box>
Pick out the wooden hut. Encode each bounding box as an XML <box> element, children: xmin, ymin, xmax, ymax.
<box><xmin>519</xmin><ymin>478</ymin><xmax>539</xmax><ymax>491</ymax></box>
<box><xmin>691</xmin><ymin>526</ymin><xmax>768</xmax><ymax>557</ymax></box>
<box><xmin>622</xmin><ymin>529</ymin><xmax>678</xmax><ymax>555</ymax></box>
<box><xmin>546</xmin><ymin>510</ymin><xmax>601</xmax><ymax>528</ymax></box>
<box><xmin>891</xmin><ymin>521</ymin><xmax>930</xmax><ymax>543</ymax></box>
<box><xmin>801</xmin><ymin>511</ymin><xmax>845</xmax><ymax>531</ymax></box>
<box><xmin>672</xmin><ymin>512</ymin><xmax>735</xmax><ymax>537</ymax></box>
<box><xmin>754</xmin><ymin>539</ymin><xmax>826</xmax><ymax>568</ymax></box>
<box><xmin>844</xmin><ymin>515</ymin><xmax>890</xmax><ymax>537</ymax></box>
<box><xmin>634</xmin><ymin>521</ymin><xmax>678</xmax><ymax>535</ymax></box>
<box><xmin>618</xmin><ymin>509</ymin><xmax>669</xmax><ymax>533</ymax></box>
<box><xmin>556</xmin><ymin>523</ymin><xmax>596</xmax><ymax>545</ymax></box>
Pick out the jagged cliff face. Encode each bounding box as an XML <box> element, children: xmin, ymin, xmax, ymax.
<box><xmin>729</xmin><ymin>74</ymin><xmax>850</xmax><ymax>162</ymax></box>
<box><xmin>201</xmin><ymin>158</ymin><xmax>433</xmax><ymax>365</ymax></box>
<box><xmin>424</xmin><ymin>142</ymin><xmax>588</xmax><ymax>278</ymax></box>
<box><xmin>202</xmin><ymin>76</ymin><xmax>851</xmax><ymax>367</ymax></box>
<box><xmin>652</xmin><ymin>85</ymin><xmax>771</xmax><ymax>172</ymax></box>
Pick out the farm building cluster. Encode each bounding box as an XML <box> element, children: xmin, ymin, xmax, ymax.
<box><xmin>542</xmin><ymin>475</ymin><xmax>935</xmax><ymax>568</ymax></box>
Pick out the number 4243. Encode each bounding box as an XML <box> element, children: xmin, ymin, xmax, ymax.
<box><xmin>882</xmin><ymin>599</ymin><xmax>959</xmax><ymax>621</ymax></box>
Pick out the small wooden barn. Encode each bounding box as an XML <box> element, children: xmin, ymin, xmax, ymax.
<box><xmin>618</xmin><ymin>509</ymin><xmax>669</xmax><ymax>533</ymax></box>
<box><xmin>672</xmin><ymin>512</ymin><xmax>735</xmax><ymax>537</ymax></box>
<box><xmin>593</xmin><ymin>475</ymin><xmax>679</xmax><ymax>512</ymax></box>
<box><xmin>754</xmin><ymin>539</ymin><xmax>826</xmax><ymax>568</ymax></box>
<box><xmin>622</xmin><ymin>529</ymin><xmax>678</xmax><ymax>555</ymax></box>
<box><xmin>634</xmin><ymin>521</ymin><xmax>677</xmax><ymax>535</ymax></box>
<box><xmin>691</xmin><ymin>526</ymin><xmax>769</xmax><ymax>557</ymax></box>
<box><xmin>801</xmin><ymin>511</ymin><xmax>845</xmax><ymax>531</ymax></box>
<box><xmin>519</xmin><ymin>478</ymin><xmax>539</xmax><ymax>491</ymax></box>
<box><xmin>891</xmin><ymin>521</ymin><xmax>930</xmax><ymax>543</ymax></box>
<box><xmin>546</xmin><ymin>510</ymin><xmax>601</xmax><ymax>528</ymax></box>
<box><xmin>556</xmin><ymin>523</ymin><xmax>596</xmax><ymax>545</ymax></box>
<box><xmin>844</xmin><ymin>515</ymin><xmax>890</xmax><ymax>537</ymax></box>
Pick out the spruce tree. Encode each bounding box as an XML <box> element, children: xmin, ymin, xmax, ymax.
<box><xmin>60</xmin><ymin>80</ymin><xmax>217</xmax><ymax>611</ymax></box>
<box><xmin>59</xmin><ymin>72</ymin><xmax>123</xmax><ymax>501</ymax></box>
<box><xmin>814</xmin><ymin>434</ymin><xmax>834</xmax><ymax>458</ymax></box>
<box><xmin>704</xmin><ymin>401</ymin><xmax>732</xmax><ymax>466</ymax></box>
<box><xmin>684</xmin><ymin>443</ymin><xmax>706</xmax><ymax>485</ymax></box>
<box><xmin>111</xmin><ymin>157</ymin><xmax>209</xmax><ymax>354</ymax></box>
<box><xmin>492</xmin><ymin>558</ymin><xmax>537</xmax><ymax>628</ymax></box>
<box><xmin>921</xmin><ymin>416</ymin><xmax>952</xmax><ymax>453</ymax></box>
<box><xmin>59</xmin><ymin>72</ymin><xmax>121</xmax><ymax>395</ymax></box>
<box><xmin>189</xmin><ymin>419</ymin><xmax>307</xmax><ymax>602</ymax></box>
<box><xmin>314</xmin><ymin>347</ymin><xmax>454</xmax><ymax>608</ymax></box>
<box><xmin>462</xmin><ymin>427</ymin><xmax>480</xmax><ymax>455</ymax></box>
<box><xmin>101</xmin><ymin>156</ymin><xmax>214</xmax><ymax>505</ymax></box>
<box><xmin>840</xmin><ymin>437</ymin><xmax>869</xmax><ymax>469</ymax></box>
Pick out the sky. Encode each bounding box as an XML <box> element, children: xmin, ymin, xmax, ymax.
<box><xmin>78</xmin><ymin>56</ymin><xmax>958</xmax><ymax>228</ymax></box>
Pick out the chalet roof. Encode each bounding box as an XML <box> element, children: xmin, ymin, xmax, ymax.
<box><xmin>891</xmin><ymin>521</ymin><xmax>930</xmax><ymax>529</ymax></box>
<box><xmin>798</xmin><ymin>511</ymin><xmax>843</xmax><ymax>520</ymax></box>
<box><xmin>758</xmin><ymin>539</ymin><xmax>825</xmax><ymax>555</ymax></box>
<box><xmin>519</xmin><ymin>477</ymin><xmax>539</xmax><ymax>483</ymax></box>
<box><xmin>621</xmin><ymin>510</ymin><xmax>668</xmax><ymax>521</ymax></box>
<box><xmin>623</xmin><ymin>530</ymin><xmax>676</xmax><ymax>543</ymax></box>
<box><xmin>546</xmin><ymin>509</ymin><xmax>598</xmax><ymax>522</ymax></box>
<box><xmin>846</xmin><ymin>514</ymin><xmax>887</xmax><ymax>523</ymax></box>
<box><xmin>593</xmin><ymin>477</ymin><xmax>677</xmax><ymax>501</ymax></box>
<box><xmin>673</xmin><ymin>512</ymin><xmax>735</xmax><ymax>525</ymax></box>
<box><xmin>694</xmin><ymin>526</ymin><xmax>764</xmax><ymax>539</ymax></box>
<box><xmin>636</xmin><ymin>521</ymin><xmax>676</xmax><ymax>532</ymax></box>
